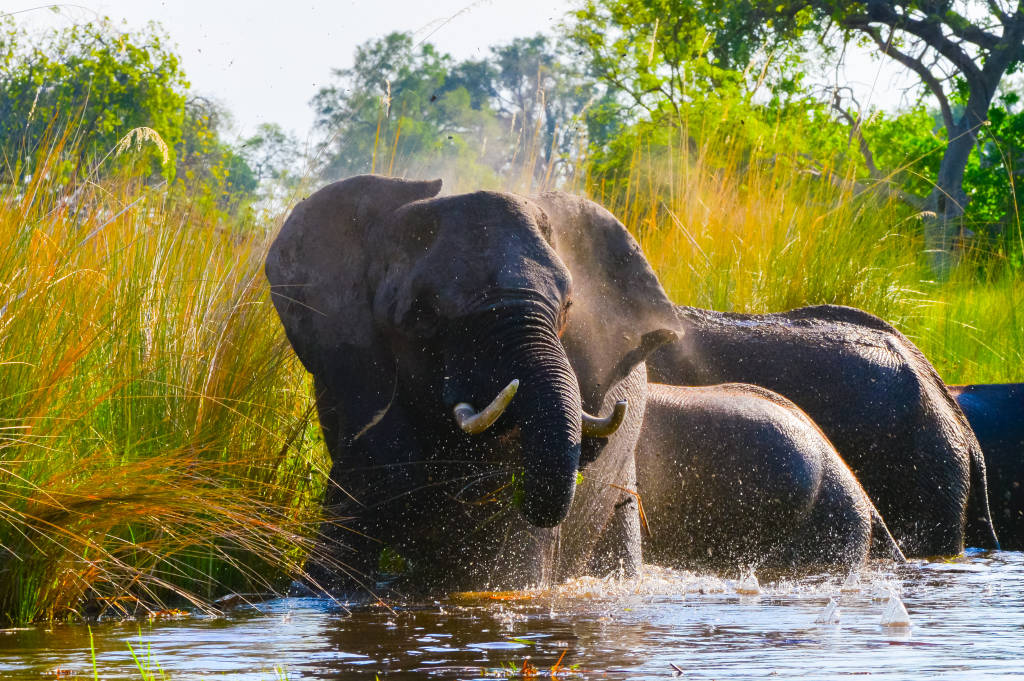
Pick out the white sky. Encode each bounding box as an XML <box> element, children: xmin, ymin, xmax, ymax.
<box><xmin>4</xmin><ymin>0</ymin><xmax>579</xmax><ymax>140</ymax></box>
<box><xmin>4</xmin><ymin>1</ymin><xmax>921</xmax><ymax>142</ymax></box>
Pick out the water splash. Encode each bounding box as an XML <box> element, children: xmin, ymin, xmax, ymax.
<box><xmin>735</xmin><ymin>573</ymin><xmax>761</xmax><ymax>595</ymax></box>
<box><xmin>840</xmin><ymin>571</ymin><xmax>861</xmax><ymax>593</ymax></box>
<box><xmin>880</xmin><ymin>590</ymin><xmax>912</xmax><ymax>627</ymax></box>
<box><xmin>815</xmin><ymin>598</ymin><xmax>841</xmax><ymax>624</ymax></box>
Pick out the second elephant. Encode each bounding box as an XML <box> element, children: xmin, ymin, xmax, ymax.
<box><xmin>648</xmin><ymin>305</ymin><xmax>998</xmax><ymax>556</ymax></box>
<box><xmin>636</xmin><ymin>382</ymin><xmax>905</xmax><ymax>572</ymax></box>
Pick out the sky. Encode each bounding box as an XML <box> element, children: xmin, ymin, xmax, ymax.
<box><xmin>5</xmin><ymin>0</ymin><xmax>578</xmax><ymax>139</ymax></box>
<box><xmin>5</xmin><ymin>0</ymin><xmax>920</xmax><ymax>142</ymax></box>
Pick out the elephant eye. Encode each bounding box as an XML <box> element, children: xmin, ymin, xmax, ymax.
<box><xmin>403</xmin><ymin>294</ymin><xmax>441</xmax><ymax>337</ymax></box>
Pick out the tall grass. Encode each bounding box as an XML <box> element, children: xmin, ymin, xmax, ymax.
<box><xmin>587</xmin><ymin>127</ymin><xmax>1024</xmax><ymax>385</ymax></box>
<box><xmin>0</xmin><ymin>132</ymin><xmax>326</xmax><ymax>624</ymax></box>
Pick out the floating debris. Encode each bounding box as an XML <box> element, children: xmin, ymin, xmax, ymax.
<box><xmin>881</xmin><ymin>591</ymin><xmax>912</xmax><ymax>627</ymax></box>
<box><xmin>736</xmin><ymin>573</ymin><xmax>761</xmax><ymax>595</ymax></box>
<box><xmin>814</xmin><ymin>598</ymin><xmax>841</xmax><ymax>624</ymax></box>
<box><xmin>148</xmin><ymin>608</ymin><xmax>189</xmax><ymax>621</ymax></box>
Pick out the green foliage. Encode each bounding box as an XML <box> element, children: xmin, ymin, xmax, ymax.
<box><xmin>965</xmin><ymin>94</ymin><xmax>1024</xmax><ymax>241</ymax></box>
<box><xmin>570</xmin><ymin>0</ymin><xmax>808</xmax><ymax>122</ymax></box>
<box><xmin>310</xmin><ymin>31</ymin><xmax>601</xmax><ymax>189</ymax></box>
<box><xmin>0</xmin><ymin>17</ymin><xmax>188</xmax><ymax>181</ymax></box>
<box><xmin>175</xmin><ymin>96</ymin><xmax>258</xmax><ymax>211</ymax></box>
<box><xmin>0</xmin><ymin>16</ymin><xmax>269</xmax><ymax>215</ymax></box>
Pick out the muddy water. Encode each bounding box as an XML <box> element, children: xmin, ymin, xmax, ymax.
<box><xmin>2</xmin><ymin>551</ymin><xmax>1023</xmax><ymax>679</ymax></box>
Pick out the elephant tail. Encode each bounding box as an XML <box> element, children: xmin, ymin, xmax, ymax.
<box><xmin>869</xmin><ymin>508</ymin><xmax>906</xmax><ymax>563</ymax></box>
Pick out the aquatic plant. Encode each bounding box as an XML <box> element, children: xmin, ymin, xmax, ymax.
<box><xmin>0</xmin><ymin>129</ymin><xmax>327</xmax><ymax>624</ymax></box>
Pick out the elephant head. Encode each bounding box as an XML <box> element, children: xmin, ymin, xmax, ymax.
<box><xmin>266</xmin><ymin>175</ymin><xmax>678</xmax><ymax>533</ymax></box>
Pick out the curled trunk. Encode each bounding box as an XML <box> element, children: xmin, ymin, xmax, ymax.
<box><xmin>445</xmin><ymin>310</ymin><xmax>583</xmax><ymax>528</ymax></box>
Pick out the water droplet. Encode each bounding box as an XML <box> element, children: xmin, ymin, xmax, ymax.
<box><xmin>881</xmin><ymin>590</ymin><xmax>911</xmax><ymax>627</ymax></box>
<box><xmin>736</xmin><ymin>573</ymin><xmax>760</xmax><ymax>595</ymax></box>
<box><xmin>815</xmin><ymin>598</ymin><xmax>840</xmax><ymax>624</ymax></box>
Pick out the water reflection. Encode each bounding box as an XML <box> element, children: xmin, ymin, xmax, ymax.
<box><xmin>1</xmin><ymin>552</ymin><xmax>1022</xmax><ymax>679</ymax></box>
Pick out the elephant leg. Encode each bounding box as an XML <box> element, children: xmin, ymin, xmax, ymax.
<box><xmin>303</xmin><ymin>377</ymin><xmax>380</xmax><ymax>596</ymax></box>
<box><xmin>306</xmin><ymin>373</ymin><xmax>424</xmax><ymax>597</ymax></box>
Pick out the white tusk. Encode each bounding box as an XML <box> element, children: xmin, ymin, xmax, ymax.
<box><xmin>453</xmin><ymin>379</ymin><xmax>519</xmax><ymax>435</ymax></box>
<box><xmin>582</xmin><ymin>400</ymin><xmax>628</xmax><ymax>438</ymax></box>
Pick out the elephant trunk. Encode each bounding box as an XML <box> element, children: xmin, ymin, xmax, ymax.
<box><xmin>445</xmin><ymin>308</ymin><xmax>583</xmax><ymax>528</ymax></box>
<box><xmin>509</xmin><ymin>335</ymin><xmax>583</xmax><ymax>528</ymax></box>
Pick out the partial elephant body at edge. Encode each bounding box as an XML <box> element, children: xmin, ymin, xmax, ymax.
<box><xmin>950</xmin><ymin>383</ymin><xmax>1024</xmax><ymax>550</ymax></box>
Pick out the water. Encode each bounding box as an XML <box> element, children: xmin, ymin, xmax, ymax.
<box><xmin>3</xmin><ymin>551</ymin><xmax>1023</xmax><ymax>679</ymax></box>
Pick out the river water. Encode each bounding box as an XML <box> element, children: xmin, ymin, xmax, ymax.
<box><xmin>2</xmin><ymin>551</ymin><xmax>1023</xmax><ymax>679</ymax></box>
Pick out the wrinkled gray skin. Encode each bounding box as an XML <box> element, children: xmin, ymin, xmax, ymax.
<box><xmin>265</xmin><ymin>175</ymin><xmax>678</xmax><ymax>595</ymax></box>
<box><xmin>949</xmin><ymin>384</ymin><xmax>1024</xmax><ymax>550</ymax></box>
<box><xmin>648</xmin><ymin>305</ymin><xmax>998</xmax><ymax>557</ymax></box>
<box><xmin>636</xmin><ymin>383</ymin><xmax>905</xmax><ymax>572</ymax></box>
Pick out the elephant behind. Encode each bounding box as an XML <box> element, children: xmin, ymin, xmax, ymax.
<box><xmin>636</xmin><ymin>382</ymin><xmax>905</xmax><ymax>572</ymax></box>
<box><xmin>647</xmin><ymin>305</ymin><xmax>998</xmax><ymax>557</ymax></box>
<box><xmin>265</xmin><ymin>175</ymin><xmax>680</xmax><ymax>595</ymax></box>
<box><xmin>949</xmin><ymin>383</ymin><xmax>1024</xmax><ymax>550</ymax></box>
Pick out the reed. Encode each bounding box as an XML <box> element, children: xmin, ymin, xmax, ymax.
<box><xmin>0</xmin><ymin>132</ymin><xmax>327</xmax><ymax>624</ymax></box>
<box><xmin>587</xmin><ymin>123</ymin><xmax>1024</xmax><ymax>385</ymax></box>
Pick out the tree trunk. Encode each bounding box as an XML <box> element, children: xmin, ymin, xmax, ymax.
<box><xmin>925</xmin><ymin>81</ymin><xmax>997</xmax><ymax>277</ymax></box>
<box><xmin>925</xmin><ymin>122</ymin><xmax>972</xmax><ymax>276</ymax></box>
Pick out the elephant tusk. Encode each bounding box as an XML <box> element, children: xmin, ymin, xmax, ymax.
<box><xmin>453</xmin><ymin>379</ymin><xmax>519</xmax><ymax>435</ymax></box>
<box><xmin>582</xmin><ymin>400</ymin><xmax>628</xmax><ymax>438</ymax></box>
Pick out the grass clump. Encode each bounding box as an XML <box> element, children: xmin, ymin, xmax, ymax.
<box><xmin>0</xmin><ymin>133</ymin><xmax>327</xmax><ymax>624</ymax></box>
<box><xmin>589</xmin><ymin>125</ymin><xmax>1024</xmax><ymax>385</ymax></box>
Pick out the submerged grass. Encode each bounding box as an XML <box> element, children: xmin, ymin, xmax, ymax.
<box><xmin>0</xmin><ymin>132</ymin><xmax>327</xmax><ymax>624</ymax></box>
<box><xmin>587</xmin><ymin>127</ymin><xmax>1024</xmax><ymax>385</ymax></box>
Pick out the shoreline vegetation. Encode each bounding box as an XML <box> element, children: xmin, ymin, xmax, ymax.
<box><xmin>1</xmin><ymin>8</ymin><xmax>1021</xmax><ymax>626</ymax></box>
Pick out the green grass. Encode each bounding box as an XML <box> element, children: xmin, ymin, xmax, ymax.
<box><xmin>0</xmin><ymin>132</ymin><xmax>328</xmax><ymax>624</ymax></box>
<box><xmin>586</xmin><ymin>126</ymin><xmax>1024</xmax><ymax>385</ymax></box>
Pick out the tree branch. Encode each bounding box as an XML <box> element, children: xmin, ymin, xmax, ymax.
<box><xmin>830</xmin><ymin>88</ymin><xmax>881</xmax><ymax>179</ymax></box>
<box><xmin>863</xmin><ymin>24</ymin><xmax>955</xmax><ymax>133</ymax></box>
<box><xmin>986</xmin><ymin>0</ymin><xmax>1010</xmax><ymax>25</ymax></box>
<box><xmin>941</xmin><ymin>9</ymin><xmax>1002</xmax><ymax>50</ymax></box>
<box><xmin>842</xmin><ymin>10</ymin><xmax>983</xmax><ymax>83</ymax></box>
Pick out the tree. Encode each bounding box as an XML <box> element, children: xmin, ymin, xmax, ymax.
<box><xmin>714</xmin><ymin>2</ymin><xmax>1024</xmax><ymax>269</ymax></box>
<box><xmin>0</xmin><ymin>17</ymin><xmax>188</xmax><ymax>181</ymax></box>
<box><xmin>176</xmin><ymin>96</ymin><xmax>259</xmax><ymax>209</ymax></box>
<box><xmin>793</xmin><ymin>2</ymin><xmax>1023</xmax><ymax>270</ymax></box>
<box><xmin>488</xmin><ymin>35</ymin><xmax>608</xmax><ymax>176</ymax></box>
<box><xmin>310</xmin><ymin>32</ymin><xmax>481</xmax><ymax>180</ymax></box>
<box><xmin>310</xmin><ymin>32</ymin><xmax>604</xmax><ymax>187</ymax></box>
<box><xmin>569</xmin><ymin>0</ymin><xmax>807</xmax><ymax>123</ymax></box>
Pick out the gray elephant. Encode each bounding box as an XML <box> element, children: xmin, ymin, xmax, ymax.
<box><xmin>636</xmin><ymin>382</ymin><xmax>905</xmax><ymax>572</ymax></box>
<box><xmin>949</xmin><ymin>383</ymin><xmax>1024</xmax><ymax>550</ymax></box>
<box><xmin>647</xmin><ymin>305</ymin><xmax>998</xmax><ymax>557</ymax></box>
<box><xmin>265</xmin><ymin>175</ymin><xmax>679</xmax><ymax>595</ymax></box>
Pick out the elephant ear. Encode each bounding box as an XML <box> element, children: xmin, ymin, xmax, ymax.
<box><xmin>531</xmin><ymin>191</ymin><xmax>681</xmax><ymax>412</ymax></box>
<box><xmin>265</xmin><ymin>174</ymin><xmax>442</xmax><ymax>376</ymax></box>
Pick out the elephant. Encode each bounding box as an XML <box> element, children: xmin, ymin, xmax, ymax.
<box><xmin>635</xmin><ymin>382</ymin><xmax>905</xmax><ymax>573</ymax></box>
<box><xmin>949</xmin><ymin>383</ymin><xmax>1024</xmax><ymax>550</ymax></box>
<box><xmin>264</xmin><ymin>175</ymin><xmax>680</xmax><ymax>595</ymax></box>
<box><xmin>646</xmin><ymin>305</ymin><xmax>998</xmax><ymax>557</ymax></box>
